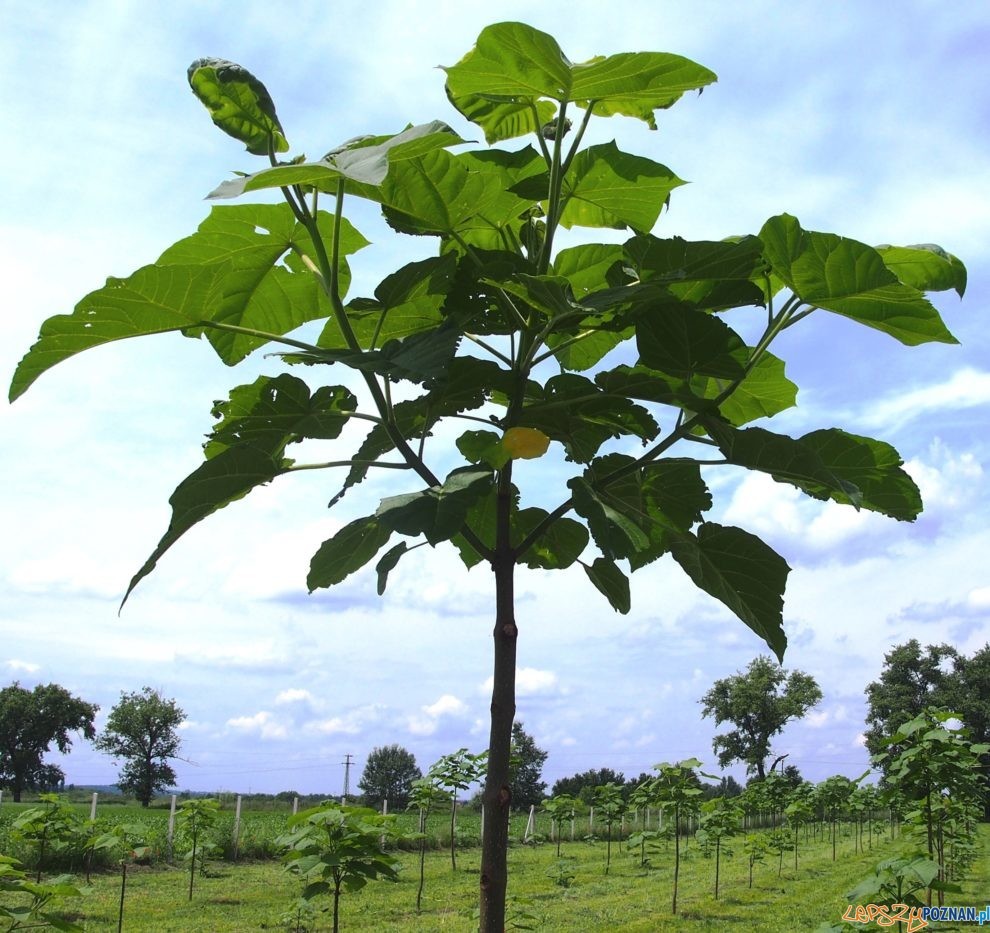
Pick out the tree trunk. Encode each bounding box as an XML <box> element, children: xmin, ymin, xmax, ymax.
<box><xmin>478</xmin><ymin>508</ymin><xmax>517</xmax><ymax>932</ymax></box>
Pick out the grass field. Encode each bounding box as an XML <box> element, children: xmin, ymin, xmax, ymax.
<box><xmin>3</xmin><ymin>799</ymin><xmax>986</xmax><ymax>931</ymax></box>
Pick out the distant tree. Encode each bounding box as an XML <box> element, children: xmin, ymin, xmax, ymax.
<box><xmin>700</xmin><ymin>656</ymin><xmax>822</xmax><ymax>780</ymax></box>
<box><xmin>508</xmin><ymin>722</ymin><xmax>548</xmax><ymax>809</ymax></box>
<box><xmin>945</xmin><ymin>643</ymin><xmax>990</xmax><ymax>817</ymax></box>
<box><xmin>717</xmin><ymin>775</ymin><xmax>744</xmax><ymax>798</ymax></box>
<box><xmin>0</xmin><ymin>682</ymin><xmax>98</xmax><ymax>802</ymax></box>
<box><xmin>551</xmin><ymin>768</ymin><xmax>625</xmax><ymax>803</ymax></box>
<box><xmin>358</xmin><ymin>744</ymin><xmax>421</xmax><ymax>810</ymax></box>
<box><xmin>781</xmin><ymin>764</ymin><xmax>803</xmax><ymax>788</ymax></box>
<box><xmin>95</xmin><ymin>687</ymin><xmax>184</xmax><ymax>807</ymax></box>
<box><xmin>864</xmin><ymin>639</ymin><xmax>959</xmax><ymax>760</ymax></box>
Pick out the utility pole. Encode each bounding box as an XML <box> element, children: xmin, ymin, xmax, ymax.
<box><xmin>342</xmin><ymin>753</ymin><xmax>354</xmax><ymax>803</ymax></box>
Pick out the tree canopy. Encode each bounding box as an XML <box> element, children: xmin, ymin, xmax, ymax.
<box><xmin>0</xmin><ymin>683</ymin><xmax>98</xmax><ymax>802</ymax></box>
<box><xmin>508</xmin><ymin>722</ymin><xmax>548</xmax><ymax>809</ymax></box>
<box><xmin>700</xmin><ymin>656</ymin><xmax>822</xmax><ymax>779</ymax></box>
<box><xmin>551</xmin><ymin>767</ymin><xmax>625</xmax><ymax>803</ymax></box>
<box><xmin>94</xmin><ymin>687</ymin><xmax>184</xmax><ymax>806</ymax></box>
<box><xmin>357</xmin><ymin>744</ymin><xmax>422</xmax><ymax>810</ymax></box>
<box><xmin>7</xmin><ymin>19</ymin><xmax>966</xmax><ymax>931</ymax></box>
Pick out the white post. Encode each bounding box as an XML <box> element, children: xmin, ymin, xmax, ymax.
<box><xmin>646</xmin><ymin>806</ymin><xmax>651</xmax><ymax>829</ymax></box>
<box><xmin>90</xmin><ymin>792</ymin><xmax>98</xmax><ymax>821</ymax></box>
<box><xmin>0</xmin><ymin>790</ymin><xmax>4</xmax><ymax>807</ymax></box>
<box><xmin>167</xmin><ymin>795</ymin><xmax>178</xmax><ymax>859</ymax></box>
<box><xmin>570</xmin><ymin>815</ymin><xmax>574</xmax><ymax>841</ymax></box>
<box><xmin>233</xmin><ymin>796</ymin><xmax>242</xmax><ymax>859</ymax></box>
<box><xmin>524</xmin><ymin>805</ymin><xmax>535</xmax><ymax>842</ymax></box>
<box><xmin>589</xmin><ymin>806</ymin><xmax>594</xmax><ymax>833</ymax></box>
<box><xmin>621</xmin><ymin>814</ymin><xmax>625</xmax><ymax>837</ymax></box>
<box><xmin>292</xmin><ymin>796</ymin><xmax>299</xmax><ymax>815</ymax></box>
<box><xmin>381</xmin><ymin>799</ymin><xmax>388</xmax><ymax>846</ymax></box>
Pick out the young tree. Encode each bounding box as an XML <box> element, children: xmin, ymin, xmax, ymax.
<box><xmin>0</xmin><ymin>683</ymin><xmax>98</xmax><ymax>802</ymax></box>
<box><xmin>357</xmin><ymin>744</ymin><xmax>421</xmax><ymax>810</ymax></box>
<box><xmin>8</xmin><ymin>21</ymin><xmax>966</xmax><ymax>931</ymax></box>
<box><xmin>700</xmin><ymin>656</ymin><xmax>822</xmax><ymax>779</ymax></box>
<box><xmin>508</xmin><ymin>722</ymin><xmax>547</xmax><ymax>809</ymax></box>
<box><xmin>864</xmin><ymin>640</ymin><xmax>959</xmax><ymax>760</ymax></box>
<box><xmin>95</xmin><ymin>687</ymin><xmax>184</xmax><ymax>807</ymax></box>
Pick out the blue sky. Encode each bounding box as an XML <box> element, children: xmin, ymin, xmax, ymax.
<box><xmin>2</xmin><ymin>1</ymin><xmax>988</xmax><ymax>797</ymax></box>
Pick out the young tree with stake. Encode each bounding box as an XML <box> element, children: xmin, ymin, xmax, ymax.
<box><xmin>8</xmin><ymin>22</ymin><xmax>967</xmax><ymax>931</ymax></box>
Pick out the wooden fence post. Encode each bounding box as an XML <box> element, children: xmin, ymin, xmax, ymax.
<box><xmin>167</xmin><ymin>795</ymin><xmax>177</xmax><ymax>860</ymax></box>
<box><xmin>233</xmin><ymin>796</ymin><xmax>242</xmax><ymax>860</ymax></box>
<box><xmin>90</xmin><ymin>792</ymin><xmax>98</xmax><ymax>821</ymax></box>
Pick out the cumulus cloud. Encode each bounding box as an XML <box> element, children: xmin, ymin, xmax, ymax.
<box><xmin>226</xmin><ymin>711</ymin><xmax>288</xmax><ymax>740</ymax></box>
<box><xmin>407</xmin><ymin>694</ymin><xmax>468</xmax><ymax>736</ymax></box>
<box><xmin>4</xmin><ymin>659</ymin><xmax>40</xmax><ymax>673</ymax></box>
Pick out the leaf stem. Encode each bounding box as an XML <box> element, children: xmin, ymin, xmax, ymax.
<box><xmin>285</xmin><ymin>460</ymin><xmax>411</xmax><ymax>472</ymax></box>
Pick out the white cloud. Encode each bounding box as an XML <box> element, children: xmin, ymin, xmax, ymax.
<box><xmin>407</xmin><ymin>694</ymin><xmax>469</xmax><ymax>736</ymax></box>
<box><xmin>4</xmin><ymin>659</ymin><xmax>40</xmax><ymax>674</ymax></box>
<box><xmin>967</xmin><ymin>587</ymin><xmax>990</xmax><ymax>609</ymax></box>
<box><xmin>479</xmin><ymin>667</ymin><xmax>559</xmax><ymax>697</ymax></box>
<box><xmin>226</xmin><ymin>711</ymin><xmax>287</xmax><ymax>740</ymax></box>
<box><xmin>859</xmin><ymin>368</ymin><xmax>990</xmax><ymax>431</ymax></box>
<box><xmin>275</xmin><ymin>689</ymin><xmax>314</xmax><ymax>705</ymax></box>
<box><xmin>310</xmin><ymin>705</ymin><xmax>385</xmax><ymax>736</ymax></box>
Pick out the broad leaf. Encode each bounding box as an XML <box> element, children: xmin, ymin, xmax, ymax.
<box><xmin>519</xmin><ymin>373</ymin><xmax>660</xmax><ymax>462</ymax></box>
<box><xmin>444</xmin><ymin>23</ymin><xmax>716</xmax><ymax>140</ymax></box>
<box><xmin>206</xmin><ymin>122</ymin><xmax>465</xmax><ymax>199</ymax></box>
<box><xmin>560</xmin><ymin>143</ymin><xmax>685</xmax><ymax>232</ymax></box>
<box><xmin>204</xmin><ymin>374</ymin><xmax>356</xmax><ymax>459</ymax></box>
<box><xmin>669</xmin><ymin>523</ymin><xmax>789</xmax><ymax>660</ymax></box>
<box><xmin>344</xmin><ymin>255</ymin><xmax>457</xmax><ymax>348</ymax></box>
<box><xmin>188</xmin><ymin>58</ymin><xmax>288</xmax><ymax>155</ymax></box>
<box><xmin>159</xmin><ymin>204</ymin><xmax>367</xmax><ymax>363</ymax></box>
<box><xmin>569</xmin><ymin>476</ymin><xmax>650</xmax><ymax>560</ymax></box>
<box><xmin>636</xmin><ymin>305</ymin><xmax>747</xmax><ymax>380</ymax></box>
<box><xmin>456</xmin><ymin>430</ymin><xmax>510</xmax><ymax>469</ymax></box>
<box><xmin>552</xmin><ymin>243</ymin><xmax>623</xmax><ymax>296</ymax></box>
<box><xmin>375</xmin><ymin>467</ymin><xmax>493</xmax><ymax>546</ymax></box>
<box><xmin>760</xmin><ymin>214</ymin><xmax>958</xmax><ymax>345</ymax></box>
<box><xmin>10</xmin><ymin>263</ymin><xmax>225</xmax><ymax>401</ymax></box>
<box><xmin>124</xmin><ymin>446</ymin><xmax>286</xmax><ymax>605</ymax></box>
<box><xmin>792</xmin><ymin>429</ymin><xmax>922</xmax><ymax>520</ymax></box>
<box><xmin>876</xmin><ymin>243</ymin><xmax>967</xmax><ymax>298</ymax></box>
<box><xmin>513</xmin><ymin>511</ymin><xmax>588</xmax><ymax>569</ymax></box>
<box><xmin>308</xmin><ymin>517</ymin><xmax>393</xmax><ymax>589</ymax></box>
<box><xmin>582</xmin><ymin>558</ymin><xmax>631</xmax><ymax>613</ymax></box>
<box><xmin>691</xmin><ymin>351</ymin><xmax>797</xmax><ymax>425</ymax></box>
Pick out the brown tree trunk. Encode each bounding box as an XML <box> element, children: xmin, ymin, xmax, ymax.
<box><xmin>479</xmin><ymin>473</ymin><xmax>517</xmax><ymax>933</ymax></box>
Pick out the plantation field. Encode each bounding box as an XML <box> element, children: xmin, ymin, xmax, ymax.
<box><xmin>3</xmin><ymin>799</ymin><xmax>986</xmax><ymax>931</ymax></box>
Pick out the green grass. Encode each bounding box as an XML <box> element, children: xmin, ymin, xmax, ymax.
<box><xmin>9</xmin><ymin>823</ymin><xmax>985</xmax><ymax>931</ymax></box>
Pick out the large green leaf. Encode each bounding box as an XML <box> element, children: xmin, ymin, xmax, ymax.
<box><xmin>558</xmin><ymin>143</ymin><xmax>685</xmax><ymax>232</ymax></box>
<box><xmin>876</xmin><ymin>243</ymin><xmax>967</xmax><ymax>298</ymax></box>
<box><xmin>377</xmin><ymin>149</ymin><xmax>507</xmax><ymax>237</ymax></box>
<box><xmin>308</xmin><ymin>516</ymin><xmax>393</xmax><ymax>589</ymax></box>
<box><xmin>519</xmin><ymin>373</ymin><xmax>660</xmax><ymax>462</ymax></box>
<box><xmin>124</xmin><ymin>445</ymin><xmax>286</xmax><ymax>605</ymax></box>
<box><xmin>443</xmin><ymin>23</ymin><xmax>716</xmax><ymax>140</ymax></box>
<box><xmin>760</xmin><ymin>214</ymin><xmax>958</xmax><ymax>345</ymax></box>
<box><xmin>513</xmin><ymin>511</ymin><xmax>589</xmax><ymax>569</ymax></box>
<box><xmin>159</xmin><ymin>204</ymin><xmax>367</xmax><ymax>363</ymax></box>
<box><xmin>569</xmin><ymin>476</ymin><xmax>650</xmax><ymax>560</ymax></box>
<box><xmin>343</xmin><ymin>255</ymin><xmax>457</xmax><ymax>348</ymax></box>
<box><xmin>188</xmin><ymin>58</ymin><xmax>288</xmax><ymax>155</ymax></box>
<box><xmin>669</xmin><ymin>523</ymin><xmax>789</xmax><ymax>661</ymax></box>
<box><xmin>9</xmin><ymin>263</ymin><xmax>226</xmax><ymax>402</ymax></box>
<box><xmin>691</xmin><ymin>351</ymin><xmax>797</xmax><ymax>425</ymax></box>
<box><xmin>375</xmin><ymin>467</ymin><xmax>493</xmax><ymax>546</ymax></box>
<box><xmin>791</xmin><ymin>429</ymin><xmax>922</xmax><ymax>520</ymax></box>
<box><xmin>582</xmin><ymin>558</ymin><xmax>631</xmax><ymax>613</ymax></box>
<box><xmin>552</xmin><ymin>243</ymin><xmax>623</xmax><ymax>296</ymax></box>
<box><xmin>636</xmin><ymin>305</ymin><xmax>747</xmax><ymax>380</ymax></box>
<box><xmin>207</xmin><ymin>122</ymin><xmax>465</xmax><ymax>199</ymax></box>
<box><xmin>204</xmin><ymin>374</ymin><xmax>356</xmax><ymax>459</ymax></box>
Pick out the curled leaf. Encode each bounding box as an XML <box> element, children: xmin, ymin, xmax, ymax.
<box><xmin>188</xmin><ymin>58</ymin><xmax>289</xmax><ymax>155</ymax></box>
